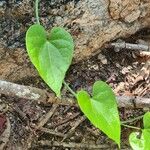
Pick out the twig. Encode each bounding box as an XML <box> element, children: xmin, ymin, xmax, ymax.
<box><xmin>26</xmin><ymin>104</ymin><xmax>57</xmax><ymax>149</ymax></box>
<box><xmin>38</xmin><ymin>140</ymin><xmax>110</xmax><ymax>149</ymax></box>
<box><xmin>86</xmin><ymin>127</ymin><xmax>100</xmax><ymax>138</ymax></box>
<box><xmin>0</xmin><ymin>80</ymin><xmax>47</xmax><ymax>102</ymax></box>
<box><xmin>0</xmin><ymin>80</ymin><xmax>150</xmax><ymax>108</ymax></box>
<box><xmin>39</xmin><ymin>127</ymin><xmax>65</xmax><ymax>137</ymax></box>
<box><xmin>62</xmin><ymin>116</ymin><xmax>86</xmax><ymax>141</ymax></box>
<box><xmin>109</xmin><ymin>42</ymin><xmax>150</xmax><ymax>51</ymax></box>
<box><xmin>36</xmin><ymin>104</ymin><xmax>58</xmax><ymax>129</ymax></box>
<box><xmin>49</xmin><ymin>112</ymin><xmax>80</xmax><ymax>128</ymax></box>
<box><xmin>139</xmin><ymin>51</ymin><xmax>150</xmax><ymax>56</ymax></box>
<box><xmin>117</xmin><ymin>95</ymin><xmax>150</xmax><ymax>108</ymax></box>
<box><xmin>11</xmin><ymin>104</ymin><xmax>29</xmax><ymax>124</ymax></box>
<box><xmin>47</xmin><ymin>93</ymin><xmax>77</xmax><ymax>106</ymax></box>
<box><xmin>56</xmin><ymin>122</ymin><xmax>70</xmax><ymax>132</ymax></box>
<box><xmin>13</xmin><ymin>92</ymin><xmax>150</xmax><ymax>108</ymax></box>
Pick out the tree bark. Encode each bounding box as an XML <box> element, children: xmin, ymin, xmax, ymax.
<box><xmin>1</xmin><ymin>0</ymin><xmax>150</xmax><ymax>62</ymax></box>
<box><xmin>0</xmin><ymin>0</ymin><xmax>150</xmax><ymax>81</ymax></box>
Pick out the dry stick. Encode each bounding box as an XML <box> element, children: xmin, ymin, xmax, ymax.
<box><xmin>117</xmin><ymin>95</ymin><xmax>150</xmax><ymax>108</ymax></box>
<box><xmin>37</xmin><ymin>104</ymin><xmax>58</xmax><ymax>129</ymax></box>
<box><xmin>49</xmin><ymin>112</ymin><xmax>80</xmax><ymax>128</ymax></box>
<box><xmin>12</xmin><ymin>104</ymin><xmax>29</xmax><ymax>123</ymax></box>
<box><xmin>58</xmin><ymin>95</ymin><xmax>145</xmax><ymax>108</ymax></box>
<box><xmin>139</xmin><ymin>51</ymin><xmax>150</xmax><ymax>56</ymax></box>
<box><xmin>1</xmin><ymin>97</ymin><xmax>29</xmax><ymax>123</ymax></box>
<box><xmin>47</xmin><ymin>92</ymin><xmax>77</xmax><ymax>106</ymax></box>
<box><xmin>38</xmin><ymin>140</ymin><xmax>110</xmax><ymax>149</ymax></box>
<box><xmin>86</xmin><ymin>127</ymin><xmax>100</xmax><ymax>138</ymax></box>
<box><xmin>0</xmin><ymin>80</ymin><xmax>150</xmax><ymax>108</ymax></box>
<box><xmin>62</xmin><ymin>115</ymin><xmax>86</xmax><ymax>141</ymax></box>
<box><xmin>0</xmin><ymin>80</ymin><xmax>47</xmax><ymax>102</ymax></box>
<box><xmin>27</xmin><ymin>104</ymin><xmax>58</xmax><ymax>149</ymax></box>
<box><xmin>57</xmin><ymin>122</ymin><xmax>70</xmax><ymax>132</ymax></box>
<box><xmin>39</xmin><ymin>127</ymin><xmax>65</xmax><ymax>137</ymax></box>
<box><xmin>109</xmin><ymin>42</ymin><xmax>150</xmax><ymax>51</ymax></box>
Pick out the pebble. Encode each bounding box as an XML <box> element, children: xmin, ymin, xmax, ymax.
<box><xmin>121</xmin><ymin>66</ymin><xmax>132</xmax><ymax>74</ymax></box>
<box><xmin>91</xmin><ymin>64</ymin><xmax>99</xmax><ymax>70</ymax></box>
<box><xmin>98</xmin><ymin>53</ymin><xmax>107</xmax><ymax>64</ymax></box>
<box><xmin>116</xmin><ymin>63</ymin><xmax>121</xmax><ymax>68</ymax></box>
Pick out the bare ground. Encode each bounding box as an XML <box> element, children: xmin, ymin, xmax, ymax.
<box><xmin>0</xmin><ymin>0</ymin><xmax>150</xmax><ymax>150</ymax></box>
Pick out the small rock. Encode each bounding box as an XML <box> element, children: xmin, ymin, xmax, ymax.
<box><xmin>98</xmin><ymin>54</ymin><xmax>107</xmax><ymax>64</ymax></box>
<box><xmin>132</xmin><ymin>62</ymin><xmax>139</xmax><ymax>68</ymax></box>
<box><xmin>91</xmin><ymin>64</ymin><xmax>99</xmax><ymax>70</ymax></box>
<box><xmin>127</xmin><ymin>66</ymin><xmax>132</xmax><ymax>70</ymax></box>
<box><xmin>132</xmin><ymin>52</ymin><xmax>137</xmax><ymax>58</ymax></box>
<box><xmin>116</xmin><ymin>63</ymin><xmax>121</xmax><ymax>68</ymax></box>
<box><xmin>121</xmin><ymin>67</ymin><xmax>129</xmax><ymax>74</ymax></box>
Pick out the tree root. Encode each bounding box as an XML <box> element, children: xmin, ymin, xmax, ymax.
<box><xmin>0</xmin><ymin>80</ymin><xmax>150</xmax><ymax>108</ymax></box>
<box><xmin>38</xmin><ymin>140</ymin><xmax>111</xmax><ymax>149</ymax></box>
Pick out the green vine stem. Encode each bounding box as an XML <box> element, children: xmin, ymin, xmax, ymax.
<box><xmin>121</xmin><ymin>123</ymin><xmax>141</xmax><ymax>130</ymax></box>
<box><xmin>63</xmin><ymin>81</ymin><xmax>77</xmax><ymax>98</ymax></box>
<box><xmin>121</xmin><ymin>115</ymin><xmax>144</xmax><ymax>124</ymax></box>
<box><xmin>35</xmin><ymin>0</ymin><xmax>40</xmax><ymax>24</ymax></box>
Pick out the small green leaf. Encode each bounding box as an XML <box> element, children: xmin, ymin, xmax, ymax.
<box><xmin>143</xmin><ymin>112</ymin><xmax>150</xmax><ymax>129</ymax></box>
<box><xmin>129</xmin><ymin>129</ymin><xmax>150</xmax><ymax>150</ymax></box>
<box><xmin>26</xmin><ymin>24</ymin><xmax>74</xmax><ymax>97</ymax></box>
<box><xmin>129</xmin><ymin>112</ymin><xmax>150</xmax><ymax>150</ymax></box>
<box><xmin>77</xmin><ymin>81</ymin><xmax>121</xmax><ymax>146</ymax></box>
<box><xmin>129</xmin><ymin>132</ymin><xmax>144</xmax><ymax>150</ymax></box>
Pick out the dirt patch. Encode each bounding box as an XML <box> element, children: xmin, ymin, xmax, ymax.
<box><xmin>0</xmin><ymin>1</ymin><xmax>149</xmax><ymax>150</ymax></box>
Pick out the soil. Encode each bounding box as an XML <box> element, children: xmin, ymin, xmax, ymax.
<box><xmin>0</xmin><ymin>0</ymin><xmax>150</xmax><ymax>150</ymax></box>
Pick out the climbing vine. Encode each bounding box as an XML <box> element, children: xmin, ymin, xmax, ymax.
<box><xmin>25</xmin><ymin>0</ymin><xmax>150</xmax><ymax>149</ymax></box>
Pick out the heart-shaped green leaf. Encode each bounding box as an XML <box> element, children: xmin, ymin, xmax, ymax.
<box><xmin>77</xmin><ymin>81</ymin><xmax>121</xmax><ymax>146</ymax></box>
<box><xmin>26</xmin><ymin>24</ymin><xmax>74</xmax><ymax>97</ymax></box>
<box><xmin>129</xmin><ymin>129</ymin><xmax>150</xmax><ymax>150</ymax></box>
<box><xmin>143</xmin><ymin>112</ymin><xmax>150</xmax><ymax>129</ymax></box>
